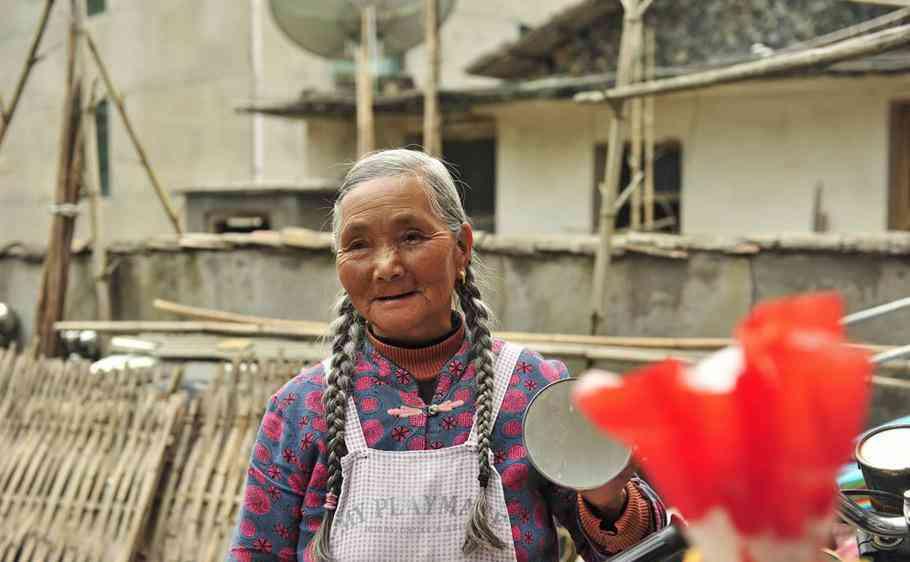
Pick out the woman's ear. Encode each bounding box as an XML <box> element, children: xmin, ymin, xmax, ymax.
<box><xmin>456</xmin><ymin>222</ymin><xmax>474</xmax><ymax>269</ymax></box>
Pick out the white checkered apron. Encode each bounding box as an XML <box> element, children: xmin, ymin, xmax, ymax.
<box><xmin>326</xmin><ymin>343</ymin><xmax>523</xmax><ymax>561</ymax></box>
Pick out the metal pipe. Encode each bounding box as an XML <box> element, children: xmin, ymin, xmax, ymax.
<box><xmin>872</xmin><ymin>344</ymin><xmax>910</xmax><ymax>365</ymax></box>
<box><xmin>842</xmin><ymin>296</ymin><xmax>910</xmax><ymax>327</ymax></box>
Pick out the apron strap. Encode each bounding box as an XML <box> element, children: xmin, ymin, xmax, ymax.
<box><xmin>467</xmin><ymin>342</ymin><xmax>523</xmax><ymax>446</ymax></box>
<box><xmin>321</xmin><ymin>358</ymin><xmax>369</xmax><ymax>453</ymax></box>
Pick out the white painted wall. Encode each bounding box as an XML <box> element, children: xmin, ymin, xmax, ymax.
<box><xmin>493</xmin><ymin>102</ymin><xmax>597</xmax><ymax>234</ymax></box>
<box><xmin>674</xmin><ymin>77</ymin><xmax>909</xmax><ymax>235</ymax></box>
<box><xmin>406</xmin><ymin>0</ymin><xmax>580</xmax><ymax>89</ymax></box>
<box><xmin>490</xmin><ymin>75</ymin><xmax>910</xmax><ymax>236</ymax></box>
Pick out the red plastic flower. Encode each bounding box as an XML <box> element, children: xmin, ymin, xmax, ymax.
<box><xmin>574</xmin><ymin>292</ymin><xmax>872</xmax><ymax>562</ymax></box>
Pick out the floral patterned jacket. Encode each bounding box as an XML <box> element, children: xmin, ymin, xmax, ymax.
<box><xmin>226</xmin><ymin>337</ymin><xmax>667</xmax><ymax>561</ymax></box>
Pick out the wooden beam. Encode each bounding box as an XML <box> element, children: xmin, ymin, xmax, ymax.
<box><xmin>82</xmin><ymin>29</ymin><xmax>183</xmax><ymax>235</ymax></box>
<box><xmin>0</xmin><ymin>0</ymin><xmax>56</xmax><ymax>152</ymax></box>
<box><xmin>577</xmin><ymin>23</ymin><xmax>910</xmax><ymax>102</ymax></box>
<box><xmin>423</xmin><ymin>0</ymin><xmax>442</xmax><ymax>156</ymax></box>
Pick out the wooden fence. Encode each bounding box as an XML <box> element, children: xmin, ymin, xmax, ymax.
<box><xmin>0</xmin><ymin>347</ymin><xmax>306</xmax><ymax>562</ymax></box>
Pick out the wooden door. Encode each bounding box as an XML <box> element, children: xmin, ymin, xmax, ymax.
<box><xmin>888</xmin><ymin>102</ymin><xmax>910</xmax><ymax>230</ymax></box>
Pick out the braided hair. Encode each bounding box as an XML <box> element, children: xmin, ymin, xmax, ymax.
<box><xmin>311</xmin><ymin>149</ymin><xmax>505</xmax><ymax>560</ymax></box>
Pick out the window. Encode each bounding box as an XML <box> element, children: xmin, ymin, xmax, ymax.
<box><xmin>87</xmin><ymin>0</ymin><xmax>105</xmax><ymax>16</ymax></box>
<box><xmin>593</xmin><ymin>141</ymin><xmax>682</xmax><ymax>233</ymax></box>
<box><xmin>94</xmin><ymin>100</ymin><xmax>111</xmax><ymax>197</ymax></box>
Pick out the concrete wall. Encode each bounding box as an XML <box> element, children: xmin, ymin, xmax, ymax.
<box><xmin>7</xmin><ymin>235</ymin><xmax>910</xmax><ymax>345</ymax></box>
<box><xmin>489</xmin><ymin>75</ymin><xmax>910</xmax><ymax>236</ymax></box>
<box><xmin>4</xmin><ymin>235</ymin><xmax>910</xmax><ymax>422</ymax></box>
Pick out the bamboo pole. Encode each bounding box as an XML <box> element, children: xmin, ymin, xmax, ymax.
<box><xmin>590</xmin><ymin>0</ymin><xmax>648</xmax><ymax>335</ymax></box>
<box><xmin>356</xmin><ymin>6</ymin><xmax>376</xmax><ymax>156</ymax></box>
<box><xmin>577</xmin><ymin>23</ymin><xmax>910</xmax><ymax>103</ymax></box>
<box><xmin>0</xmin><ymin>0</ymin><xmax>57</xmax><ymax>153</ymax></box>
<box><xmin>152</xmin><ymin>298</ymin><xmax>326</xmax><ymax>334</ymax></box>
<box><xmin>628</xmin><ymin>23</ymin><xmax>644</xmax><ymax>230</ymax></box>
<box><xmin>148</xmin><ymin>299</ymin><xmax>727</xmax><ymax>349</ymax></box>
<box><xmin>35</xmin><ymin>0</ymin><xmax>84</xmax><ymax>357</ymax></box>
<box><xmin>847</xmin><ymin>0</ymin><xmax>910</xmax><ymax>6</ymax></box>
<box><xmin>643</xmin><ymin>27</ymin><xmax>656</xmax><ymax>230</ymax></box>
<box><xmin>423</xmin><ymin>0</ymin><xmax>442</xmax><ymax>156</ymax></box>
<box><xmin>82</xmin><ymin>28</ymin><xmax>183</xmax><ymax>235</ymax></box>
<box><xmin>785</xmin><ymin>7</ymin><xmax>910</xmax><ymax>52</ymax></box>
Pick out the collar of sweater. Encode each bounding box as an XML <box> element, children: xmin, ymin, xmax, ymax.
<box><xmin>367</xmin><ymin>314</ymin><xmax>466</xmax><ymax>382</ymax></box>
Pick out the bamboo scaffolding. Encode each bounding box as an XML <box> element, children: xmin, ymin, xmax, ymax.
<box><xmin>34</xmin><ymin>1</ymin><xmax>84</xmax><ymax>357</ymax></box>
<box><xmin>577</xmin><ymin>23</ymin><xmax>910</xmax><ymax>103</ymax></box>
<box><xmin>356</xmin><ymin>6</ymin><xmax>376</xmax><ymax>156</ymax></box>
<box><xmin>0</xmin><ymin>0</ymin><xmax>57</xmax><ymax>152</ymax></box>
<box><xmin>643</xmin><ymin>27</ymin><xmax>656</xmax><ymax>230</ymax></box>
<box><xmin>590</xmin><ymin>0</ymin><xmax>652</xmax><ymax>336</ymax></box>
<box><xmin>628</xmin><ymin>22</ymin><xmax>645</xmax><ymax>231</ymax></box>
<box><xmin>81</xmin><ymin>29</ymin><xmax>183</xmax><ymax>235</ymax></box>
<box><xmin>423</xmin><ymin>0</ymin><xmax>442</xmax><ymax>156</ymax></box>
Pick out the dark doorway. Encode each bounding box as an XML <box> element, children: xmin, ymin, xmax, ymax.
<box><xmin>407</xmin><ymin>138</ymin><xmax>497</xmax><ymax>232</ymax></box>
<box><xmin>593</xmin><ymin>142</ymin><xmax>682</xmax><ymax>233</ymax></box>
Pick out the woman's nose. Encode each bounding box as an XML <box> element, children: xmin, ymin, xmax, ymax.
<box><xmin>373</xmin><ymin>246</ymin><xmax>404</xmax><ymax>281</ymax></box>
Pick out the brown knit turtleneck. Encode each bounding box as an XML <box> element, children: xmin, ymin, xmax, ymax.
<box><xmin>367</xmin><ymin>316</ymin><xmax>465</xmax><ymax>382</ymax></box>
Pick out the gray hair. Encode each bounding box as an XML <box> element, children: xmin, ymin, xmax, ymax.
<box><xmin>331</xmin><ymin>149</ymin><xmax>468</xmax><ymax>248</ymax></box>
<box><xmin>311</xmin><ymin>149</ymin><xmax>506</xmax><ymax>561</ymax></box>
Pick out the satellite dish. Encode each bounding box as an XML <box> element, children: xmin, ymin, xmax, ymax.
<box><xmin>269</xmin><ymin>0</ymin><xmax>457</xmax><ymax>59</ymax></box>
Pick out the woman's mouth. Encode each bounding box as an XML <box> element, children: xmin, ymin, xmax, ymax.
<box><xmin>375</xmin><ymin>291</ymin><xmax>418</xmax><ymax>302</ymax></box>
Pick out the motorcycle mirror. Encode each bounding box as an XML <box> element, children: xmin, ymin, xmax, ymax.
<box><xmin>522</xmin><ymin>378</ymin><xmax>632</xmax><ymax>491</ymax></box>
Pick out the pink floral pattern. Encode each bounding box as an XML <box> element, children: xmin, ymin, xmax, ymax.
<box><xmin>244</xmin><ymin>486</ymin><xmax>271</xmax><ymax>515</ymax></box>
<box><xmin>262</xmin><ymin>412</ymin><xmax>284</xmax><ymax>442</ymax></box>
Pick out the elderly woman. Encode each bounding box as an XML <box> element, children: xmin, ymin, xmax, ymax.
<box><xmin>228</xmin><ymin>149</ymin><xmax>666</xmax><ymax>562</ymax></box>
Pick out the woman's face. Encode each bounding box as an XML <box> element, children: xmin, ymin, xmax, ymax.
<box><xmin>336</xmin><ymin>175</ymin><xmax>472</xmax><ymax>343</ymax></box>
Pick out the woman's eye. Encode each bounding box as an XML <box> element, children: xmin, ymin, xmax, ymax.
<box><xmin>346</xmin><ymin>240</ymin><xmax>368</xmax><ymax>251</ymax></box>
<box><xmin>402</xmin><ymin>231</ymin><xmax>424</xmax><ymax>244</ymax></box>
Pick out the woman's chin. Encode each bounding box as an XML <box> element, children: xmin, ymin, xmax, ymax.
<box><xmin>369</xmin><ymin>312</ymin><xmax>451</xmax><ymax>343</ymax></box>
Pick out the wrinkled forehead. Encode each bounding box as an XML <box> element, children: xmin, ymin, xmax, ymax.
<box><xmin>337</xmin><ymin>174</ymin><xmax>438</xmax><ymax>221</ymax></box>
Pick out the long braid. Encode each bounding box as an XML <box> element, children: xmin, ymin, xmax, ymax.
<box><xmin>311</xmin><ymin>295</ymin><xmax>364</xmax><ymax>562</ymax></box>
<box><xmin>457</xmin><ymin>265</ymin><xmax>508</xmax><ymax>554</ymax></box>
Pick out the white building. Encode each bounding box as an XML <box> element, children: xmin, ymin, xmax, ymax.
<box><xmin>249</xmin><ymin>0</ymin><xmax>910</xmax><ymax>236</ymax></box>
<box><xmin>0</xmin><ymin>0</ymin><xmax>577</xmax><ymax>244</ymax></box>
<box><xmin>2</xmin><ymin>0</ymin><xmax>908</xmax><ymax>244</ymax></box>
